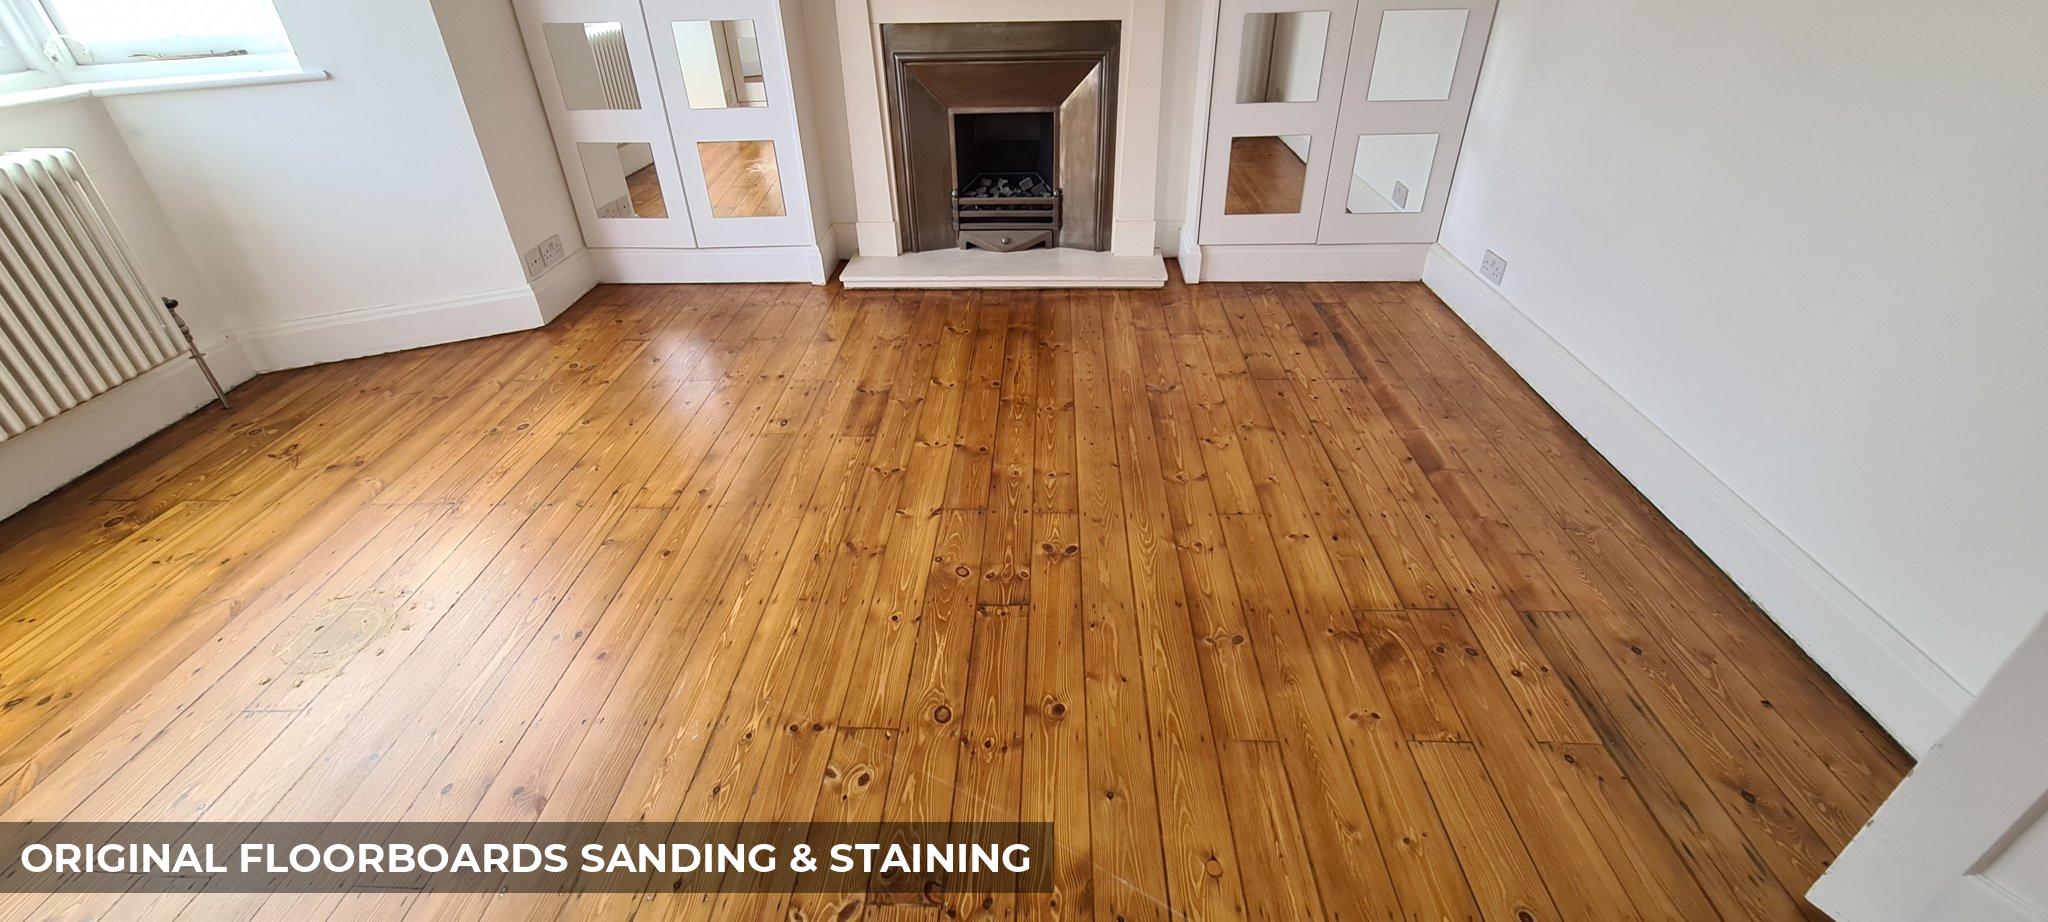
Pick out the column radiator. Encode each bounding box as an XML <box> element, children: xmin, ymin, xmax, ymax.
<box><xmin>0</xmin><ymin>147</ymin><xmax>224</xmax><ymax>442</ymax></box>
<box><xmin>584</xmin><ymin>23</ymin><xmax>641</xmax><ymax>109</ymax></box>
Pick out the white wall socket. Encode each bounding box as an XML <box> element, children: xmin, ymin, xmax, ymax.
<box><xmin>520</xmin><ymin>245</ymin><xmax>547</xmax><ymax>281</ymax></box>
<box><xmin>1480</xmin><ymin>249</ymin><xmax>1508</xmax><ymax>286</ymax></box>
<box><xmin>540</xmin><ymin>235</ymin><xmax>566</xmax><ymax>267</ymax></box>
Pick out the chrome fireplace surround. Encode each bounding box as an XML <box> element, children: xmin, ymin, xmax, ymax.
<box><xmin>880</xmin><ymin>21</ymin><xmax>1120</xmax><ymax>253</ymax></box>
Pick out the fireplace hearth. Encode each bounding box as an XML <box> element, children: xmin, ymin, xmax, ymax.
<box><xmin>881</xmin><ymin>21</ymin><xmax>1119</xmax><ymax>253</ymax></box>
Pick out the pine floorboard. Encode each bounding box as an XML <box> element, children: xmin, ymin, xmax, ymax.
<box><xmin>0</xmin><ymin>271</ymin><xmax>1909</xmax><ymax>920</ymax></box>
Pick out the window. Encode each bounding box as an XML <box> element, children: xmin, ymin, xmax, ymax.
<box><xmin>0</xmin><ymin>0</ymin><xmax>298</xmax><ymax>88</ymax></box>
<box><xmin>0</xmin><ymin>29</ymin><xmax>26</xmax><ymax>73</ymax></box>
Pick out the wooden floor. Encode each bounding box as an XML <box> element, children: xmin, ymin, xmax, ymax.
<box><xmin>0</xmin><ymin>274</ymin><xmax>1907</xmax><ymax>920</ymax></box>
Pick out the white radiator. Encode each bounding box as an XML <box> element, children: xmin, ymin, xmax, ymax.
<box><xmin>0</xmin><ymin>148</ymin><xmax>218</xmax><ymax>442</ymax></box>
<box><xmin>584</xmin><ymin>22</ymin><xmax>640</xmax><ymax>110</ymax></box>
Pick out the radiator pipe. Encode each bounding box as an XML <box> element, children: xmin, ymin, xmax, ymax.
<box><xmin>162</xmin><ymin>298</ymin><xmax>231</xmax><ymax>411</ymax></box>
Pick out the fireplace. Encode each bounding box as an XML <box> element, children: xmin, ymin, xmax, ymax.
<box><xmin>881</xmin><ymin>22</ymin><xmax>1120</xmax><ymax>253</ymax></box>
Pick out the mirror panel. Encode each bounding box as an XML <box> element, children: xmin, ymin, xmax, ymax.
<box><xmin>1365</xmin><ymin>9</ymin><xmax>1468</xmax><ymax>101</ymax></box>
<box><xmin>1225</xmin><ymin>135</ymin><xmax>1311</xmax><ymax>215</ymax></box>
<box><xmin>542</xmin><ymin>22</ymin><xmax>642</xmax><ymax>110</ymax></box>
<box><xmin>674</xmin><ymin>19</ymin><xmax>768</xmax><ymax>109</ymax></box>
<box><xmin>578</xmin><ymin>142</ymin><xmax>666</xmax><ymax>218</ymax></box>
<box><xmin>697</xmin><ymin>140</ymin><xmax>785</xmax><ymax>217</ymax></box>
<box><xmin>1345</xmin><ymin>133</ymin><xmax>1437</xmax><ymax>213</ymax></box>
<box><xmin>1236</xmin><ymin>11</ymin><xmax>1330</xmax><ymax>103</ymax></box>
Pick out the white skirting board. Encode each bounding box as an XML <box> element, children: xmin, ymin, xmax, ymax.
<box><xmin>592</xmin><ymin>246</ymin><xmax>829</xmax><ymax>284</ymax></box>
<box><xmin>0</xmin><ymin>259</ymin><xmax>600</xmax><ymax>522</ymax></box>
<box><xmin>233</xmin><ymin>285</ymin><xmax>552</xmax><ymax>372</ymax></box>
<box><xmin>534</xmin><ymin>247</ymin><xmax>600</xmax><ymax>323</ymax></box>
<box><xmin>0</xmin><ymin>338</ymin><xmax>255</xmax><ymax>520</ymax></box>
<box><xmin>1192</xmin><ymin>242</ymin><xmax>1428</xmax><ymax>282</ymax></box>
<box><xmin>1421</xmin><ymin>244</ymin><xmax>1967</xmax><ymax>755</ymax></box>
<box><xmin>232</xmin><ymin>252</ymin><xmax>599</xmax><ymax>371</ymax></box>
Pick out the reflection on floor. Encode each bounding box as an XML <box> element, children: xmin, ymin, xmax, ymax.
<box><xmin>0</xmin><ymin>275</ymin><xmax>1907</xmax><ymax>920</ymax></box>
<box><xmin>625</xmin><ymin>163</ymin><xmax>665</xmax><ymax>218</ymax></box>
<box><xmin>700</xmin><ymin>139</ymin><xmax>784</xmax><ymax>218</ymax></box>
<box><xmin>1226</xmin><ymin>135</ymin><xmax>1309</xmax><ymax>215</ymax></box>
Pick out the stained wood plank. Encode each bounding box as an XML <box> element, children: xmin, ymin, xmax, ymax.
<box><xmin>0</xmin><ymin>277</ymin><xmax>1905</xmax><ymax>922</ymax></box>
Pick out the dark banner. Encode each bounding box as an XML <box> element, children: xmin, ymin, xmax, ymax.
<box><xmin>0</xmin><ymin>822</ymin><xmax>1052</xmax><ymax>895</ymax></box>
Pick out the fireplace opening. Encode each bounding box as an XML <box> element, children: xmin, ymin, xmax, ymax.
<box><xmin>954</xmin><ymin>112</ymin><xmax>1055</xmax><ymax>189</ymax></box>
<box><xmin>952</xmin><ymin>111</ymin><xmax>1059</xmax><ymax>252</ymax></box>
<box><xmin>882</xmin><ymin>21</ymin><xmax>1119</xmax><ymax>253</ymax></box>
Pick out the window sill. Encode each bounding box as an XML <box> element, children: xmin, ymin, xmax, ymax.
<box><xmin>0</xmin><ymin>68</ymin><xmax>328</xmax><ymax>111</ymax></box>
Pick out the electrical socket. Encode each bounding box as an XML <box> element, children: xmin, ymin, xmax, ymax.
<box><xmin>1480</xmin><ymin>249</ymin><xmax>1507</xmax><ymax>286</ymax></box>
<box><xmin>540</xmin><ymin>235</ymin><xmax>566</xmax><ymax>267</ymax></box>
<box><xmin>521</xmin><ymin>244</ymin><xmax>547</xmax><ymax>281</ymax></box>
<box><xmin>1392</xmin><ymin>181</ymin><xmax>1410</xmax><ymax>210</ymax></box>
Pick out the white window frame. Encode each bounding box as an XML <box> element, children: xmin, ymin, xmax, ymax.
<box><xmin>0</xmin><ymin>0</ymin><xmax>299</xmax><ymax>89</ymax></box>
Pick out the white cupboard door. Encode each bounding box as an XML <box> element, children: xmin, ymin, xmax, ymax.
<box><xmin>516</xmin><ymin>0</ymin><xmax>698</xmax><ymax>248</ymax></box>
<box><xmin>643</xmin><ymin>0</ymin><xmax>814</xmax><ymax>248</ymax></box>
<box><xmin>1198</xmin><ymin>0</ymin><xmax>1359</xmax><ymax>245</ymax></box>
<box><xmin>1316</xmin><ymin>0</ymin><xmax>1494</xmax><ymax>244</ymax></box>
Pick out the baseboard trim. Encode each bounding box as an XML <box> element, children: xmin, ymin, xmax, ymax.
<box><xmin>1197</xmin><ymin>242</ymin><xmax>1427</xmax><ymax>282</ymax></box>
<box><xmin>1154</xmin><ymin>220</ymin><xmax>1184</xmax><ymax>258</ymax></box>
<box><xmin>1422</xmin><ymin>244</ymin><xmax>1967</xmax><ymax>755</ymax></box>
<box><xmin>231</xmin><ymin>286</ymin><xmax>547</xmax><ymax>372</ymax></box>
<box><xmin>0</xmin><ymin>337</ymin><xmax>256</xmax><ymax>520</ymax></box>
<box><xmin>591</xmin><ymin>245</ymin><xmax>827</xmax><ymax>284</ymax></box>
<box><xmin>532</xmin><ymin>247</ymin><xmax>598</xmax><ymax>323</ymax></box>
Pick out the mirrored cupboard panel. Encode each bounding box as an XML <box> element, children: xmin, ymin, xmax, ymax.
<box><xmin>543</xmin><ymin>22</ymin><xmax>643</xmax><ymax>109</ymax></box>
<box><xmin>578</xmin><ymin>142</ymin><xmax>667</xmax><ymax>218</ymax></box>
<box><xmin>696</xmin><ymin>140</ymin><xmax>784</xmax><ymax>217</ymax></box>
<box><xmin>673</xmin><ymin>19</ymin><xmax>767</xmax><ymax>109</ymax></box>
<box><xmin>1225</xmin><ymin>135</ymin><xmax>1312</xmax><ymax>214</ymax></box>
<box><xmin>1200</xmin><ymin>0</ymin><xmax>1358</xmax><ymax>244</ymax></box>
<box><xmin>1364</xmin><ymin>9</ymin><xmax>1467</xmax><ymax>101</ymax></box>
<box><xmin>519</xmin><ymin>0</ymin><xmax>695</xmax><ymax>249</ymax></box>
<box><xmin>1343</xmin><ymin>133</ymin><xmax>1437</xmax><ymax>214</ymax></box>
<box><xmin>1317</xmin><ymin>0</ymin><xmax>1493</xmax><ymax>243</ymax></box>
<box><xmin>1200</xmin><ymin>0</ymin><xmax>1495</xmax><ymax>247</ymax></box>
<box><xmin>645</xmin><ymin>0</ymin><xmax>814</xmax><ymax>248</ymax></box>
<box><xmin>1236</xmin><ymin>12</ymin><xmax>1330</xmax><ymax>103</ymax></box>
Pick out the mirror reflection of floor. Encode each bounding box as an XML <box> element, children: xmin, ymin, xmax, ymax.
<box><xmin>1224</xmin><ymin>135</ymin><xmax>1308</xmax><ymax>214</ymax></box>
<box><xmin>626</xmin><ymin>164</ymin><xmax>666</xmax><ymax>218</ymax></box>
<box><xmin>700</xmin><ymin>139</ymin><xmax>784</xmax><ymax>218</ymax></box>
<box><xmin>622</xmin><ymin>142</ymin><xmax>785</xmax><ymax>219</ymax></box>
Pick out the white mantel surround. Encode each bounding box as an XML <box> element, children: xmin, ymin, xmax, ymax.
<box><xmin>833</xmin><ymin>0</ymin><xmax>1171</xmax><ymax>287</ymax></box>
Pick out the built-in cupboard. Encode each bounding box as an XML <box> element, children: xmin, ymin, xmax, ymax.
<box><xmin>1189</xmin><ymin>0</ymin><xmax>1495</xmax><ymax>279</ymax></box>
<box><xmin>515</xmin><ymin>0</ymin><xmax>826</xmax><ymax>282</ymax></box>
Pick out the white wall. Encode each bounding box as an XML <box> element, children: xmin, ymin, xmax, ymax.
<box><xmin>1152</xmin><ymin>0</ymin><xmax>1201</xmax><ymax>252</ymax></box>
<box><xmin>1433</xmin><ymin>0</ymin><xmax>2048</xmax><ymax>746</ymax></box>
<box><xmin>0</xmin><ymin>98</ymin><xmax>234</xmax><ymax>352</ymax></box>
<box><xmin>430</xmin><ymin>0</ymin><xmax>588</xmax><ymax>281</ymax></box>
<box><xmin>99</xmin><ymin>0</ymin><xmax>556</xmax><ymax>369</ymax></box>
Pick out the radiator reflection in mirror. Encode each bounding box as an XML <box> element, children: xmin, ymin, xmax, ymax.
<box><xmin>1224</xmin><ymin>135</ymin><xmax>1311</xmax><ymax>215</ymax></box>
<box><xmin>674</xmin><ymin>19</ymin><xmax>768</xmax><ymax>109</ymax></box>
<box><xmin>578</xmin><ymin>142</ymin><xmax>666</xmax><ymax>218</ymax></box>
<box><xmin>543</xmin><ymin>22</ymin><xmax>641</xmax><ymax>110</ymax></box>
<box><xmin>697</xmin><ymin>140</ymin><xmax>784</xmax><ymax>218</ymax></box>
